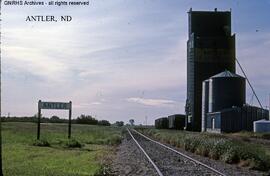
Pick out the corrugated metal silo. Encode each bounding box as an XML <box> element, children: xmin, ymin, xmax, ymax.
<box><xmin>201</xmin><ymin>80</ymin><xmax>209</xmax><ymax>132</ymax></box>
<box><xmin>208</xmin><ymin>70</ymin><xmax>245</xmax><ymax>113</ymax></box>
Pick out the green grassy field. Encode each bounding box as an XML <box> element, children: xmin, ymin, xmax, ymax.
<box><xmin>2</xmin><ymin>122</ymin><xmax>123</xmax><ymax>176</ymax></box>
<box><xmin>136</xmin><ymin>128</ymin><xmax>270</xmax><ymax>171</ymax></box>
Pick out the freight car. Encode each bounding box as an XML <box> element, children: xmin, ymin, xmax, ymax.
<box><xmin>168</xmin><ymin>114</ymin><xmax>186</xmax><ymax>130</ymax></box>
<box><xmin>155</xmin><ymin>117</ymin><xmax>169</xmax><ymax>129</ymax></box>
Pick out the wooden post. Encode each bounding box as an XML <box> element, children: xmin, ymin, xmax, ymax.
<box><xmin>37</xmin><ymin>100</ymin><xmax>41</xmax><ymax>140</ymax></box>
<box><xmin>68</xmin><ymin>101</ymin><xmax>72</xmax><ymax>139</ymax></box>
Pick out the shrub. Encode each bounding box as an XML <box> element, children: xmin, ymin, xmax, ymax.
<box><xmin>65</xmin><ymin>139</ymin><xmax>82</xmax><ymax>148</ymax></box>
<box><xmin>95</xmin><ymin>134</ymin><xmax>122</xmax><ymax>145</ymax></box>
<box><xmin>250</xmin><ymin>158</ymin><xmax>269</xmax><ymax>171</ymax></box>
<box><xmin>208</xmin><ymin>139</ymin><xmax>230</xmax><ymax>160</ymax></box>
<box><xmin>98</xmin><ymin>120</ymin><xmax>111</xmax><ymax>126</ymax></box>
<box><xmin>169</xmin><ymin>137</ymin><xmax>178</xmax><ymax>146</ymax></box>
<box><xmin>175</xmin><ymin>138</ymin><xmax>185</xmax><ymax>148</ymax></box>
<box><xmin>195</xmin><ymin>139</ymin><xmax>212</xmax><ymax>157</ymax></box>
<box><xmin>96</xmin><ymin>139</ymin><xmax>109</xmax><ymax>145</ymax></box>
<box><xmin>108</xmin><ymin>134</ymin><xmax>122</xmax><ymax>145</ymax></box>
<box><xmin>221</xmin><ymin>147</ymin><xmax>240</xmax><ymax>164</ymax></box>
<box><xmin>115</xmin><ymin>121</ymin><xmax>124</xmax><ymax>127</ymax></box>
<box><xmin>76</xmin><ymin>114</ymin><xmax>98</xmax><ymax>125</ymax></box>
<box><xmin>184</xmin><ymin>136</ymin><xmax>200</xmax><ymax>152</ymax></box>
<box><xmin>33</xmin><ymin>139</ymin><xmax>50</xmax><ymax>147</ymax></box>
<box><xmin>237</xmin><ymin>146</ymin><xmax>270</xmax><ymax>171</ymax></box>
<box><xmin>261</xmin><ymin>133</ymin><xmax>270</xmax><ymax>140</ymax></box>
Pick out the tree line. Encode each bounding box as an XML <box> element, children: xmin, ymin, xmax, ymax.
<box><xmin>1</xmin><ymin>114</ymin><xmax>125</xmax><ymax>127</ymax></box>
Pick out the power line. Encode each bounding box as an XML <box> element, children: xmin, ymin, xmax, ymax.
<box><xmin>236</xmin><ymin>58</ymin><xmax>263</xmax><ymax>109</ymax></box>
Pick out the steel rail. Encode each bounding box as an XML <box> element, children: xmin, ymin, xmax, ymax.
<box><xmin>132</xmin><ymin>129</ymin><xmax>226</xmax><ymax>176</ymax></box>
<box><xmin>127</xmin><ymin>128</ymin><xmax>164</xmax><ymax>176</ymax></box>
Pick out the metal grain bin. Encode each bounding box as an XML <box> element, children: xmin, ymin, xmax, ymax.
<box><xmin>208</xmin><ymin>70</ymin><xmax>245</xmax><ymax>113</ymax></box>
<box><xmin>202</xmin><ymin>80</ymin><xmax>209</xmax><ymax>132</ymax></box>
<box><xmin>254</xmin><ymin>119</ymin><xmax>270</xmax><ymax>133</ymax></box>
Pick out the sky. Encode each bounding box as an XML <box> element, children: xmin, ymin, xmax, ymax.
<box><xmin>1</xmin><ymin>0</ymin><xmax>270</xmax><ymax>125</ymax></box>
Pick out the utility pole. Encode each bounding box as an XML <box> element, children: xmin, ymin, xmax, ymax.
<box><xmin>145</xmin><ymin>116</ymin><xmax>148</xmax><ymax>126</ymax></box>
<box><xmin>0</xmin><ymin>1</ymin><xmax>3</xmax><ymax>175</ymax></box>
<box><xmin>68</xmin><ymin>101</ymin><xmax>72</xmax><ymax>139</ymax></box>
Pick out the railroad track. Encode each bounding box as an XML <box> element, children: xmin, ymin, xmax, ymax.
<box><xmin>127</xmin><ymin>128</ymin><xmax>226</xmax><ymax>176</ymax></box>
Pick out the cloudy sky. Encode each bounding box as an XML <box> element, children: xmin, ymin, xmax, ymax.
<box><xmin>2</xmin><ymin>0</ymin><xmax>270</xmax><ymax>124</ymax></box>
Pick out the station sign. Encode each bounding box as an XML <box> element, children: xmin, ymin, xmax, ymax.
<box><xmin>39</xmin><ymin>101</ymin><xmax>71</xmax><ymax>110</ymax></box>
<box><xmin>37</xmin><ymin>100</ymin><xmax>72</xmax><ymax>139</ymax></box>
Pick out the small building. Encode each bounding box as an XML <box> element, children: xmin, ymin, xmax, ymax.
<box><xmin>155</xmin><ymin>117</ymin><xmax>168</xmax><ymax>129</ymax></box>
<box><xmin>206</xmin><ymin>105</ymin><xmax>269</xmax><ymax>133</ymax></box>
<box><xmin>168</xmin><ymin>114</ymin><xmax>185</xmax><ymax>130</ymax></box>
<box><xmin>254</xmin><ymin>119</ymin><xmax>270</xmax><ymax>133</ymax></box>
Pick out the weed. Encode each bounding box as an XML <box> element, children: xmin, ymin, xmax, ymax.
<box><xmin>65</xmin><ymin>139</ymin><xmax>82</xmax><ymax>148</ymax></box>
<box><xmin>32</xmin><ymin>139</ymin><xmax>50</xmax><ymax>147</ymax></box>
<box><xmin>221</xmin><ymin>147</ymin><xmax>240</xmax><ymax>164</ymax></box>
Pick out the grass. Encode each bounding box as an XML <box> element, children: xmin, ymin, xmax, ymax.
<box><xmin>229</xmin><ymin>131</ymin><xmax>270</xmax><ymax>140</ymax></box>
<box><xmin>136</xmin><ymin>128</ymin><xmax>270</xmax><ymax>171</ymax></box>
<box><xmin>2</xmin><ymin>122</ymin><xmax>123</xmax><ymax>176</ymax></box>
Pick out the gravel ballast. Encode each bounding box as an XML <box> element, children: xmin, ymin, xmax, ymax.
<box><xmin>110</xmin><ymin>133</ymin><xmax>157</xmax><ymax>176</ymax></box>
<box><xmin>131</xmin><ymin>130</ymin><xmax>219</xmax><ymax>176</ymax></box>
<box><xmin>134</xmin><ymin>129</ymin><xmax>268</xmax><ymax>176</ymax></box>
<box><xmin>110</xmin><ymin>129</ymin><xmax>268</xmax><ymax>175</ymax></box>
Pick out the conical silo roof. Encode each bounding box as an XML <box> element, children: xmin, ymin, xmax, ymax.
<box><xmin>210</xmin><ymin>70</ymin><xmax>243</xmax><ymax>78</ymax></box>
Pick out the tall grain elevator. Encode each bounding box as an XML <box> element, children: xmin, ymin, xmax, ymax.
<box><xmin>186</xmin><ymin>9</ymin><xmax>236</xmax><ymax>131</ymax></box>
